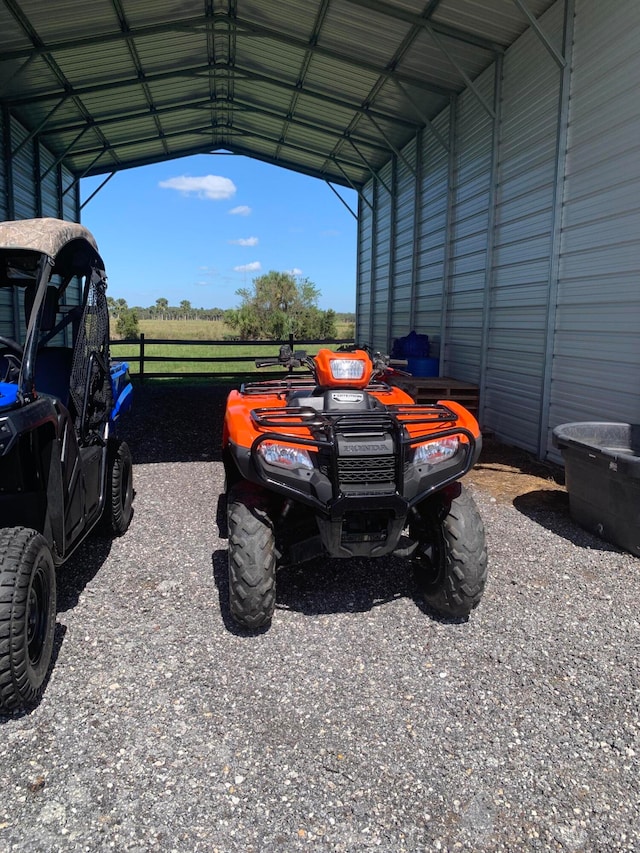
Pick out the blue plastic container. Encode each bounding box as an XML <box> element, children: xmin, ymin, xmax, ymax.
<box><xmin>392</xmin><ymin>331</ymin><xmax>430</xmax><ymax>359</ymax></box>
<box><xmin>406</xmin><ymin>356</ymin><xmax>439</xmax><ymax>377</ymax></box>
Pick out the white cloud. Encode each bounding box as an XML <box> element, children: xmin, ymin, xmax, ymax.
<box><xmin>158</xmin><ymin>175</ymin><xmax>236</xmax><ymax>200</ymax></box>
<box><xmin>234</xmin><ymin>261</ymin><xmax>261</xmax><ymax>273</ymax></box>
<box><xmin>229</xmin><ymin>236</ymin><xmax>259</xmax><ymax>246</ymax></box>
<box><xmin>229</xmin><ymin>205</ymin><xmax>252</xmax><ymax>216</ymax></box>
<box><xmin>287</xmin><ymin>268</ymin><xmax>303</xmax><ymax>276</ymax></box>
<box><xmin>321</xmin><ymin>229</ymin><xmax>340</xmax><ymax>237</ymax></box>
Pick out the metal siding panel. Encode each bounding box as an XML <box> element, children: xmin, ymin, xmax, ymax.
<box><xmin>549</xmin><ymin>0</ymin><xmax>640</xmax><ymax>440</ymax></box>
<box><xmin>0</xmin><ymin>111</ymin><xmax>6</xmax><ymax>219</ymax></box>
<box><xmin>372</xmin><ymin>162</ymin><xmax>393</xmax><ymax>351</ymax></box>
<box><xmin>62</xmin><ymin>165</ymin><xmax>79</xmax><ymax>222</ymax></box>
<box><xmin>414</xmin><ymin>110</ymin><xmax>450</xmax><ymax>353</ymax></box>
<box><xmin>11</xmin><ymin>118</ymin><xmax>37</xmax><ymax>219</ymax></box>
<box><xmin>445</xmin><ymin>68</ymin><xmax>493</xmax><ymax>383</ymax></box>
<box><xmin>434</xmin><ymin>0</ymin><xmax>556</xmax><ymax>45</ymax></box>
<box><xmin>391</xmin><ymin>141</ymin><xmax>417</xmax><ymax>341</ymax></box>
<box><xmin>482</xmin><ymin>1</ymin><xmax>564</xmax><ymax>450</ymax></box>
<box><xmin>356</xmin><ymin>184</ymin><xmax>373</xmax><ymax>345</ymax></box>
<box><xmin>39</xmin><ymin>143</ymin><xmax>60</xmax><ymax>217</ymax></box>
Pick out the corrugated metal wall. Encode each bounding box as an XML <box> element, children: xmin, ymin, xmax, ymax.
<box><xmin>0</xmin><ymin>112</ymin><xmax>79</xmax><ymax>221</ymax></box>
<box><xmin>61</xmin><ymin>169</ymin><xmax>79</xmax><ymax>222</ymax></box>
<box><xmin>0</xmin><ymin>110</ymin><xmax>9</xmax><ymax>336</ymax></box>
<box><xmin>444</xmin><ymin>67</ymin><xmax>494</xmax><ymax>384</ymax></box>
<box><xmin>356</xmin><ymin>0</ymin><xmax>640</xmax><ymax>459</ymax></box>
<box><xmin>0</xmin><ymin>111</ymin><xmax>6</xmax><ymax>221</ymax></box>
<box><xmin>0</xmin><ymin>111</ymin><xmax>81</xmax><ymax>340</ymax></box>
<box><xmin>414</xmin><ymin>110</ymin><xmax>451</xmax><ymax>360</ymax></box>
<box><xmin>367</xmin><ymin>160</ymin><xmax>394</xmax><ymax>348</ymax></box>
<box><xmin>40</xmin><ymin>146</ymin><xmax>60</xmax><ymax>218</ymax></box>
<box><xmin>355</xmin><ymin>182</ymin><xmax>374</xmax><ymax>345</ymax></box>
<box><xmin>389</xmin><ymin>139</ymin><xmax>418</xmax><ymax>345</ymax></box>
<box><xmin>483</xmin><ymin>1</ymin><xmax>564</xmax><ymax>452</ymax></box>
<box><xmin>548</xmin><ymin>0</ymin><xmax>640</xmax><ymax>443</ymax></box>
<box><xmin>11</xmin><ymin>121</ymin><xmax>38</xmax><ymax>220</ymax></box>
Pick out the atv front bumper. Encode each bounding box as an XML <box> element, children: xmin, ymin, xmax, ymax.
<box><xmin>226</xmin><ymin>403</ymin><xmax>481</xmax><ymax>557</ymax></box>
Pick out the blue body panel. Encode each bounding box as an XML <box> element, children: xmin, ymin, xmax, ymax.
<box><xmin>0</xmin><ymin>382</ymin><xmax>19</xmax><ymax>410</ymax></box>
<box><xmin>110</xmin><ymin>361</ymin><xmax>133</xmax><ymax>421</ymax></box>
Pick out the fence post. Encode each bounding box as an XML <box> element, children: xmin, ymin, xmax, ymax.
<box><xmin>139</xmin><ymin>332</ymin><xmax>145</xmax><ymax>383</ymax></box>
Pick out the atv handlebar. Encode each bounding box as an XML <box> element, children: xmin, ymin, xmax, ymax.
<box><xmin>369</xmin><ymin>351</ymin><xmax>411</xmax><ymax>379</ymax></box>
<box><xmin>255</xmin><ymin>344</ymin><xmax>412</xmax><ymax>381</ymax></box>
<box><xmin>255</xmin><ymin>344</ymin><xmax>311</xmax><ymax>371</ymax></box>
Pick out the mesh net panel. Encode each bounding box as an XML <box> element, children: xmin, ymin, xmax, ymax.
<box><xmin>69</xmin><ymin>271</ymin><xmax>113</xmax><ymax>434</ymax></box>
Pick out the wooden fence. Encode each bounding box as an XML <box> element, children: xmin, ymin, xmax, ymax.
<box><xmin>109</xmin><ymin>333</ymin><xmax>355</xmax><ymax>381</ymax></box>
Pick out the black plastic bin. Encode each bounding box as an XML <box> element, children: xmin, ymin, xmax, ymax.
<box><xmin>552</xmin><ymin>421</ymin><xmax>640</xmax><ymax>556</ymax></box>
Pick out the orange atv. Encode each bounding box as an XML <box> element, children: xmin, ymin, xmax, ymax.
<box><xmin>222</xmin><ymin>345</ymin><xmax>487</xmax><ymax>629</ymax></box>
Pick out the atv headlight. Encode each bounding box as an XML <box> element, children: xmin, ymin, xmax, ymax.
<box><xmin>329</xmin><ymin>358</ymin><xmax>366</xmax><ymax>380</ymax></box>
<box><xmin>258</xmin><ymin>441</ymin><xmax>314</xmax><ymax>471</ymax></box>
<box><xmin>412</xmin><ymin>436</ymin><xmax>459</xmax><ymax>465</ymax></box>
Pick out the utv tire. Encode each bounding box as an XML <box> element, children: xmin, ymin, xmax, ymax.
<box><xmin>227</xmin><ymin>484</ymin><xmax>276</xmax><ymax>630</ymax></box>
<box><xmin>103</xmin><ymin>439</ymin><xmax>134</xmax><ymax>536</ymax></box>
<box><xmin>0</xmin><ymin>528</ymin><xmax>56</xmax><ymax>712</ymax></box>
<box><xmin>414</xmin><ymin>486</ymin><xmax>488</xmax><ymax>618</ymax></box>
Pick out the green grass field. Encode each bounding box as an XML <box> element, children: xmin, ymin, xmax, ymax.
<box><xmin>110</xmin><ymin>319</ymin><xmax>355</xmax><ymax>378</ymax></box>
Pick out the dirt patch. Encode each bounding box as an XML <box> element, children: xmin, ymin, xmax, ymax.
<box><xmin>466</xmin><ymin>436</ymin><xmax>568</xmax><ymax>508</ymax></box>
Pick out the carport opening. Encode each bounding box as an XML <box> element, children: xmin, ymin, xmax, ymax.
<box><xmin>80</xmin><ymin>152</ymin><xmax>358</xmax><ymax>359</ymax></box>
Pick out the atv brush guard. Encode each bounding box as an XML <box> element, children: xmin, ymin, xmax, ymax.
<box><xmin>248</xmin><ymin>404</ymin><xmax>478</xmax><ymax>510</ymax></box>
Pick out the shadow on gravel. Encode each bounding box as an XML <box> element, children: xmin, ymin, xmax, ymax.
<box><xmin>57</xmin><ymin>535</ymin><xmax>114</xmax><ymax>612</ymax></box>
<box><xmin>513</xmin><ymin>489</ymin><xmax>624</xmax><ymax>553</ymax></box>
<box><xmin>215</xmin><ymin>492</ymin><xmax>228</xmax><ymax>539</ymax></box>
<box><xmin>212</xmin><ymin>547</ymin><xmax>467</xmax><ymax>633</ymax></box>
<box><xmin>118</xmin><ymin>381</ymin><xmax>228</xmax><ymax>464</ymax></box>
<box><xmin>476</xmin><ymin>436</ymin><xmax>566</xmax><ymax>484</ymax></box>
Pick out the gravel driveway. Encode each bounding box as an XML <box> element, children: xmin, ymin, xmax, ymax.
<box><xmin>1</xmin><ymin>383</ymin><xmax>639</xmax><ymax>852</ymax></box>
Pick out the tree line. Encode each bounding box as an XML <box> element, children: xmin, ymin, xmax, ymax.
<box><xmin>108</xmin><ymin>271</ymin><xmax>354</xmax><ymax>341</ymax></box>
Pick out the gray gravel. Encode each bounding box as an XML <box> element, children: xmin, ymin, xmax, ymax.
<box><xmin>1</xmin><ymin>384</ymin><xmax>639</xmax><ymax>852</ymax></box>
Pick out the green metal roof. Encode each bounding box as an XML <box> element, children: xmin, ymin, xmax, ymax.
<box><xmin>0</xmin><ymin>0</ymin><xmax>557</xmax><ymax>189</ymax></box>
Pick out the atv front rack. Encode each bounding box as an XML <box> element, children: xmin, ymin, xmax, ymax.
<box><xmin>241</xmin><ymin>376</ymin><xmax>391</xmax><ymax>397</ymax></box>
<box><xmin>250</xmin><ymin>402</ymin><xmax>458</xmax><ymax>434</ymax></box>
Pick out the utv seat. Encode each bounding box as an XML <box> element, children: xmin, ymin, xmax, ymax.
<box><xmin>0</xmin><ymin>351</ymin><xmax>19</xmax><ymax>382</ymax></box>
<box><xmin>35</xmin><ymin>347</ymin><xmax>74</xmax><ymax>405</ymax></box>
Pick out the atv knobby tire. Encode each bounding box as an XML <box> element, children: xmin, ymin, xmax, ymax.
<box><xmin>103</xmin><ymin>438</ymin><xmax>134</xmax><ymax>536</ymax></box>
<box><xmin>227</xmin><ymin>484</ymin><xmax>276</xmax><ymax>630</ymax></box>
<box><xmin>0</xmin><ymin>527</ymin><xmax>56</xmax><ymax>712</ymax></box>
<box><xmin>414</xmin><ymin>485</ymin><xmax>488</xmax><ymax>617</ymax></box>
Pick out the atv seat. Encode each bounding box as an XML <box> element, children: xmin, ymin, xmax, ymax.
<box><xmin>287</xmin><ymin>388</ymin><xmax>325</xmax><ymax>410</ymax></box>
<box><xmin>35</xmin><ymin>346</ymin><xmax>73</xmax><ymax>405</ymax></box>
<box><xmin>287</xmin><ymin>388</ymin><xmax>379</xmax><ymax>412</ymax></box>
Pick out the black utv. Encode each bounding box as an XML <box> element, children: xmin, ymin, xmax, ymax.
<box><xmin>0</xmin><ymin>218</ymin><xmax>133</xmax><ymax>713</ymax></box>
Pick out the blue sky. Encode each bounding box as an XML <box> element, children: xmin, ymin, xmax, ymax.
<box><xmin>81</xmin><ymin>153</ymin><xmax>358</xmax><ymax>313</ymax></box>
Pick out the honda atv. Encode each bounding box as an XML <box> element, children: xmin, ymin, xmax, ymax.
<box><xmin>0</xmin><ymin>217</ymin><xmax>133</xmax><ymax>713</ymax></box>
<box><xmin>222</xmin><ymin>345</ymin><xmax>487</xmax><ymax>629</ymax></box>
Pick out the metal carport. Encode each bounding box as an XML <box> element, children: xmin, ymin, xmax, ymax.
<box><xmin>1</xmin><ymin>0</ymin><xmax>639</xmax><ymax>459</ymax></box>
